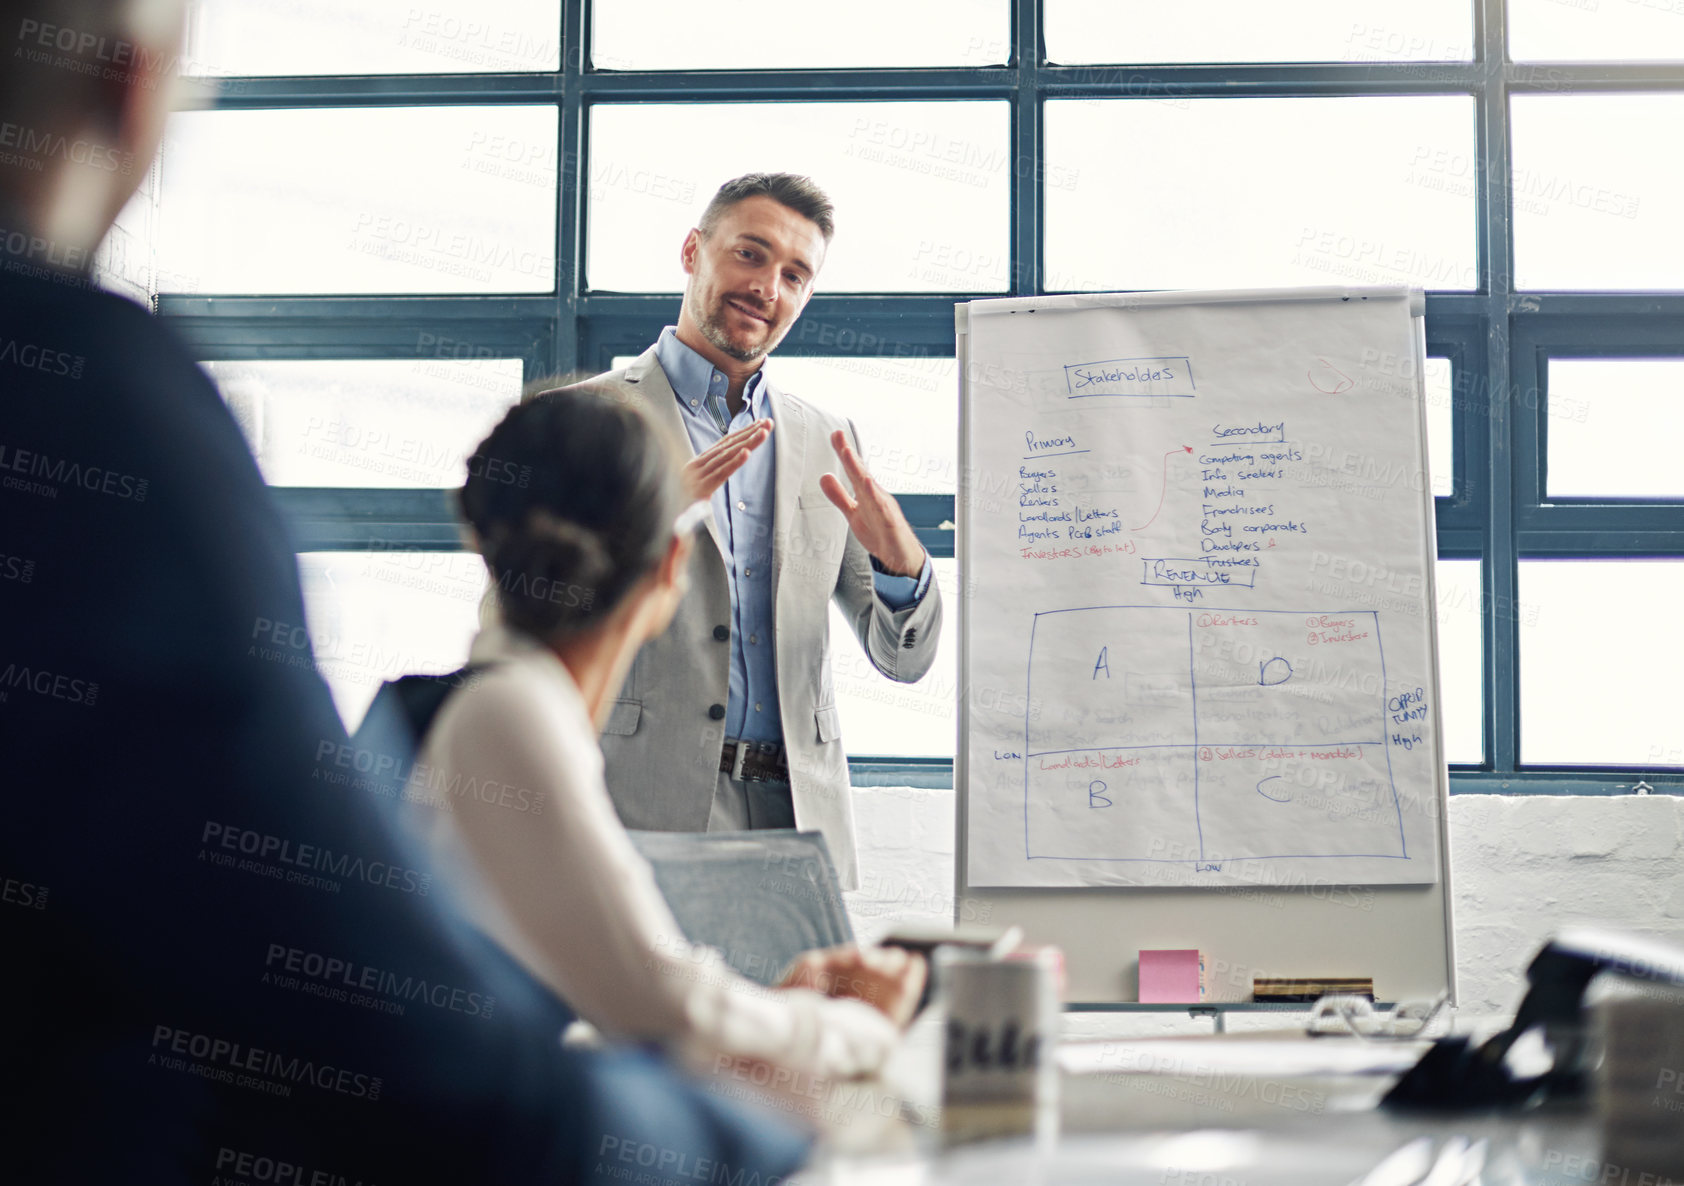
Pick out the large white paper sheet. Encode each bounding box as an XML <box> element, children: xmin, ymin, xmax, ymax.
<box><xmin>961</xmin><ymin>289</ymin><xmax>1445</xmax><ymax>888</ymax></box>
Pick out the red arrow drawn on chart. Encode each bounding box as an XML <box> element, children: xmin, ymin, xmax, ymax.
<box><xmin>1132</xmin><ymin>446</ymin><xmax>1193</xmax><ymax>532</ymax></box>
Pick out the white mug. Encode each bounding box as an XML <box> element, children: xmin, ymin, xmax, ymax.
<box><xmin>938</xmin><ymin>945</ymin><xmax>1061</xmax><ymax>1108</ymax></box>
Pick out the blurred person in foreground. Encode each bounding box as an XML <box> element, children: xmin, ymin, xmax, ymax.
<box><xmin>543</xmin><ymin>173</ymin><xmax>943</xmax><ymax>891</ymax></box>
<box><xmin>413</xmin><ymin>390</ymin><xmax>925</xmax><ymax>1080</ymax></box>
<box><xmin>0</xmin><ymin>0</ymin><xmax>809</xmax><ymax>1180</ymax></box>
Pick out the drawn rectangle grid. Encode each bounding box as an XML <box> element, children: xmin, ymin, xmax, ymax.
<box><xmin>1022</xmin><ymin>605</ymin><xmax>1408</xmax><ymax>867</ymax></box>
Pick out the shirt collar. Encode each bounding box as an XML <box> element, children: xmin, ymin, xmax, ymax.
<box><xmin>655</xmin><ymin>326</ymin><xmax>768</xmax><ymax>417</ymax></box>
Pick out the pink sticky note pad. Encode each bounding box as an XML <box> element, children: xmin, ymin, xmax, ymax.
<box><xmin>1139</xmin><ymin>949</ymin><xmax>1204</xmax><ymax>1003</ymax></box>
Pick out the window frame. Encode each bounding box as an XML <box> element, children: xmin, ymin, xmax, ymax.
<box><xmin>159</xmin><ymin>0</ymin><xmax>1684</xmax><ymax>795</ymax></box>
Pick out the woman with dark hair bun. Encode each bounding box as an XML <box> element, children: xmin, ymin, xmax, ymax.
<box><xmin>458</xmin><ymin>387</ymin><xmax>682</xmax><ymax>644</ymax></box>
<box><xmin>413</xmin><ymin>388</ymin><xmax>924</xmax><ymax>1078</ymax></box>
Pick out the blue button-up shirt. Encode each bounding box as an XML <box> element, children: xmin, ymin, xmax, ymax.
<box><xmin>655</xmin><ymin>327</ymin><xmax>932</xmax><ymax>744</ymax></box>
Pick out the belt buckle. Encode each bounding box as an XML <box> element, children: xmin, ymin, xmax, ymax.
<box><xmin>742</xmin><ymin>740</ymin><xmax>776</xmax><ymax>783</ymax></box>
<box><xmin>726</xmin><ymin>739</ymin><xmax>785</xmax><ymax>783</ymax></box>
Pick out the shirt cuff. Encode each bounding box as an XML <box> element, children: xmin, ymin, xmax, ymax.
<box><xmin>871</xmin><ymin>553</ymin><xmax>933</xmax><ymax>611</ymax></box>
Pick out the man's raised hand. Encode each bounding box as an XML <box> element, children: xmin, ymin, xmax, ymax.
<box><xmin>818</xmin><ymin>429</ymin><xmax>926</xmax><ymax>578</ymax></box>
<box><xmin>682</xmin><ymin>419</ymin><xmax>773</xmax><ymax>503</ymax></box>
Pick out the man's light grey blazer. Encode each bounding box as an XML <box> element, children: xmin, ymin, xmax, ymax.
<box><xmin>555</xmin><ymin>345</ymin><xmax>942</xmax><ymax>890</ymax></box>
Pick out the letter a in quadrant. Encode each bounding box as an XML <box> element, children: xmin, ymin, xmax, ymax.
<box><xmin>1092</xmin><ymin>647</ymin><xmax>1110</xmax><ymax>679</ymax></box>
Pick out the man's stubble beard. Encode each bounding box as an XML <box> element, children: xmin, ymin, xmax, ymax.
<box><xmin>689</xmin><ymin>287</ymin><xmax>772</xmax><ymax>364</ymax></box>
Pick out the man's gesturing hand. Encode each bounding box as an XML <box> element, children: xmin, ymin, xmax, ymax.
<box><xmin>819</xmin><ymin>429</ymin><xmax>926</xmax><ymax>578</ymax></box>
<box><xmin>683</xmin><ymin>419</ymin><xmax>773</xmax><ymax>503</ymax></box>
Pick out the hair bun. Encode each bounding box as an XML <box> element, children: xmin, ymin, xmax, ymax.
<box><xmin>489</xmin><ymin>511</ymin><xmax>616</xmax><ymax>636</ymax></box>
<box><xmin>460</xmin><ymin>387</ymin><xmax>684</xmax><ymax>639</ymax></box>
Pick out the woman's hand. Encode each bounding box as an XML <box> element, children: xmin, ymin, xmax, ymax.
<box><xmin>778</xmin><ymin>944</ymin><xmax>927</xmax><ymax>1029</ymax></box>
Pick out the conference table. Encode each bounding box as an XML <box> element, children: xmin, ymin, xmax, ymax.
<box><xmin>705</xmin><ymin>1015</ymin><xmax>1603</xmax><ymax>1185</ymax></box>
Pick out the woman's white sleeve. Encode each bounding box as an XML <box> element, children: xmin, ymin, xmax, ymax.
<box><xmin>420</xmin><ymin>673</ymin><xmax>898</xmax><ymax>1079</ymax></box>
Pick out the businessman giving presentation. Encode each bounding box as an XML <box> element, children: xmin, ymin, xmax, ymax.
<box><xmin>547</xmin><ymin>173</ymin><xmax>943</xmax><ymax>888</ymax></box>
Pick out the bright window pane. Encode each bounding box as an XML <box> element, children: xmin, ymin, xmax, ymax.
<box><xmin>1046</xmin><ymin>0</ymin><xmax>1472</xmax><ymax>63</ymax></box>
<box><xmin>593</xmin><ymin>0</ymin><xmax>1006</xmax><ymax>69</ymax></box>
<box><xmin>779</xmin><ymin>357</ymin><xmax>958</xmax><ymax>495</ymax></box>
<box><xmin>1520</xmin><ymin>560</ymin><xmax>1684</xmax><ymax>766</ymax></box>
<box><xmin>158</xmin><ymin>107</ymin><xmax>559</xmax><ymax>295</ymax></box>
<box><xmin>587</xmin><ymin>103</ymin><xmax>1010</xmax><ymax>293</ymax></box>
<box><xmin>184</xmin><ymin>0</ymin><xmax>561</xmax><ymax>75</ymax></box>
<box><xmin>831</xmin><ymin>559</ymin><xmax>955</xmax><ymax>757</ymax></box>
<box><xmin>1435</xmin><ymin>559</ymin><xmax>1483</xmax><ymax>765</ymax></box>
<box><xmin>1547</xmin><ymin>359</ymin><xmax>1684</xmax><ymax>499</ymax></box>
<box><xmin>299</xmin><ymin>551</ymin><xmax>486</xmax><ymax>731</ymax></box>
<box><xmin>1512</xmin><ymin>96</ymin><xmax>1684</xmax><ymax>292</ymax></box>
<box><xmin>1044</xmin><ymin>97</ymin><xmax>1477</xmax><ymax>292</ymax></box>
<box><xmin>1424</xmin><ymin>357</ymin><xmax>1454</xmax><ymax>499</ymax></box>
<box><xmin>204</xmin><ymin>359</ymin><xmax>522</xmax><ymax>488</ymax></box>
<box><xmin>1510</xmin><ymin>0</ymin><xmax>1684</xmax><ymax>62</ymax></box>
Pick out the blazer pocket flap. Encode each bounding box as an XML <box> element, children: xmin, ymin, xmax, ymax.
<box><xmin>797</xmin><ymin>489</ymin><xmax>839</xmax><ymax>511</ymax></box>
<box><xmin>815</xmin><ymin>704</ymin><xmax>841</xmax><ymax>744</ymax></box>
<box><xmin>603</xmin><ymin>698</ymin><xmax>642</xmax><ymax>737</ymax></box>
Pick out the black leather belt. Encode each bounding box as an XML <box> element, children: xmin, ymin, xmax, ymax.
<box><xmin>720</xmin><ymin>738</ymin><xmax>789</xmax><ymax>783</ymax></box>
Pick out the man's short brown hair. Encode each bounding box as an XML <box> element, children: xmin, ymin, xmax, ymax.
<box><xmin>697</xmin><ymin>172</ymin><xmax>835</xmax><ymax>243</ymax></box>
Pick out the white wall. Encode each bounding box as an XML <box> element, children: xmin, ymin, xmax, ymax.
<box><xmin>93</xmin><ymin>158</ymin><xmax>157</xmax><ymax>306</ymax></box>
<box><xmin>845</xmin><ymin>788</ymin><xmax>1684</xmax><ymax>1035</ymax></box>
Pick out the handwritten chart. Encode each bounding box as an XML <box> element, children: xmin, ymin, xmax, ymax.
<box><xmin>961</xmin><ymin>289</ymin><xmax>1445</xmax><ymax>890</ymax></box>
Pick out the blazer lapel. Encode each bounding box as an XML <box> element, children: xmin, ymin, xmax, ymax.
<box><xmin>766</xmin><ymin>380</ymin><xmax>804</xmax><ymax>651</ymax></box>
<box><xmin>623</xmin><ymin>345</ymin><xmax>725</xmax><ymax>559</ymax></box>
<box><xmin>621</xmin><ymin>346</ymin><xmax>688</xmax><ymax>450</ymax></box>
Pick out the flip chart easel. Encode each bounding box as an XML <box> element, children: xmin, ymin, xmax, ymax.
<box><xmin>954</xmin><ymin>288</ymin><xmax>1455</xmax><ymax>1005</ymax></box>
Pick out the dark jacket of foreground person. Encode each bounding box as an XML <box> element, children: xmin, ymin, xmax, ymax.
<box><xmin>0</xmin><ymin>263</ymin><xmax>809</xmax><ymax>1185</ymax></box>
